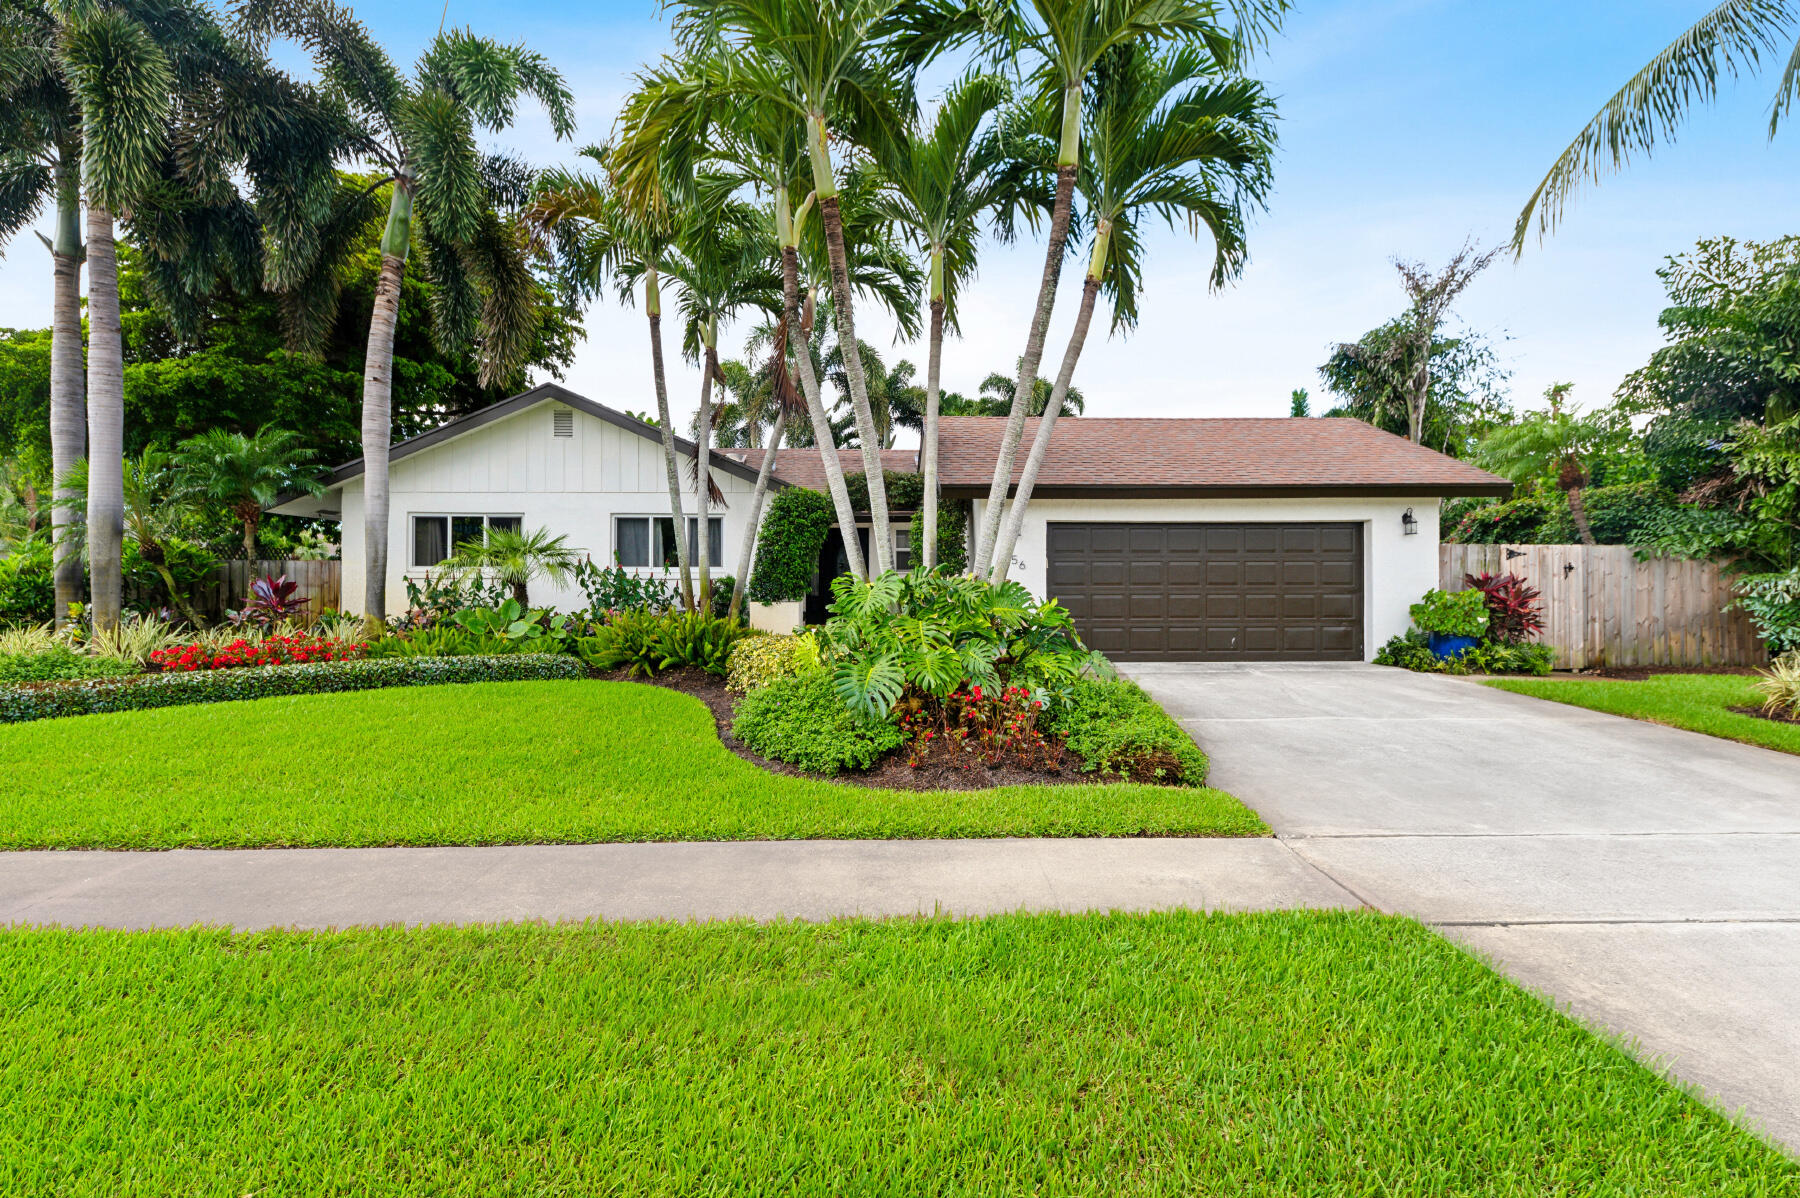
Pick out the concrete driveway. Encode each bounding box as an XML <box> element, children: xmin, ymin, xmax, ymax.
<box><xmin>1124</xmin><ymin>661</ymin><xmax>1800</xmax><ymax>1154</ymax></box>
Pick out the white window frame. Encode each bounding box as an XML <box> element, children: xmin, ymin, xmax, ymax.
<box><xmin>410</xmin><ymin>513</ymin><xmax>524</xmax><ymax>569</ymax></box>
<box><xmin>611</xmin><ymin>515</ymin><xmax>723</xmax><ymax>569</ymax></box>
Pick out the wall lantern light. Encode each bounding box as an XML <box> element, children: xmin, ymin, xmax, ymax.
<box><xmin>1401</xmin><ymin>508</ymin><xmax>1419</xmax><ymax>536</ymax></box>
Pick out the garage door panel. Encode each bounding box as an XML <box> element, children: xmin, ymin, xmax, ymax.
<box><xmin>1048</xmin><ymin>521</ymin><xmax>1363</xmax><ymax>662</ymax></box>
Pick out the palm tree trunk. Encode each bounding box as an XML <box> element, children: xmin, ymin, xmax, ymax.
<box><xmin>990</xmin><ymin>229</ymin><xmax>1106</xmax><ymax>584</ymax></box>
<box><xmin>1566</xmin><ymin>484</ymin><xmax>1597</xmax><ymax>546</ymax></box>
<box><xmin>780</xmin><ymin>241</ymin><xmax>866</xmax><ymax>582</ymax></box>
<box><xmin>695</xmin><ymin>329</ymin><xmax>719</xmax><ymax>611</ymax></box>
<box><xmin>83</xmin><ymin>205</ymin><xmax>124</xmax><ymax>633</ymax></box>
<box><xmin>808</xmin><ymin>113</ymin><xmax>890</xmax><ymax>574</ymax></box>
<box><xmin>729</xmin><ymin>404</ymin><xmax>786</xmax><ymax>622</ymax></box>
<box><xmin>241</xmin><ymin>511</ymin><xmax>258</xmax><ymax>564</ymax></box>
<box><xmin>48</xmin><ymin>160</ymin><xmax>85</xmax><ymax>627</ymax></box>
<box><xmin>922</xmin><ymin>247</ymin><xmax>944</xmax><ymax>571</ymax></box>
<box><xmin>975</xmin><ymin>84</ymin><xmax>1081</xmax><ymax>577</ymax></box>
<box><xmin>361</xmin><ymin>250</ymin><xmax>404</xmax><ymax>622</ymax></box>
<box><xmin>645</xmin><ymin>267</ymin><xmax>694</xmax><ymax>610</ymax></box>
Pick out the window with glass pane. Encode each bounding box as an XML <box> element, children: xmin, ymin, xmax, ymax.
<box><xmin>686</xmin><ymin>517</ymin><xmax>723</xmax><ymax>564</ymax></box>
<box><xmin>893</xmin><ymin>527</ymin><xmax>911</xmax><ymax>571</ymax></box>
<box><xmin>614</xmin><ymin>517</ymin><xmax>650</xmax><ymax>567</ymax></box>
<box><xmin>449</xmin><ymin>515</ymin><xmax>485</xmax><ymax>552</ymax></box>
<box><xmin>655</xmin><ymin>517</ymin><xmax>680</xmax><ymax>567</ymax></box>
<box><xmin>488</xmin><ymin>515</ymin><xmax>522</xmax><ymax>536</ymax></box>
<box><xmin>413</xmin><ymin>517</ymin><xmax>449</xmax><ymax>567</ymax></box>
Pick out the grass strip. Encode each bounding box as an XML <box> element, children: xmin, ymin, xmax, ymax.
<box><xmin>0</xmin><ymin>679</ymin><xmax>1265</xmax><ymax>848</ymax></box>
<box><xmin>0</xmin><ymin>911</ymin><xmax>1789</xmax><ymax>1196</ymax></box>
<box><xmin>1486</xmin><ymin>673</ymin><xmax>1799</xmax><ymax>756</ymax></box>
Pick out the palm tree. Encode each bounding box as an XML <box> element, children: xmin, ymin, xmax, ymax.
<box><xmin>242</xmin><ymin>0</ymin><xmax>575</xmax><ymax>623</ymax></box>
<box><xmin>666</xmin><ymin>206</ymin><xmax>784</xmax><ymax>607</ymax></box>
<box><xmin>978</xmin><ymin>363</ymin><xmax>1084</xmax><ymax>416</ymax></box>
<box><xmin>971</xmin><ymin>0</ymin><xmax>1284</xmax><ymax>576</ymax></box>
<box><xmin>1476</xmin><ymin>384</ymin><xmax>1620</xmax><ymax>547</ymax></box>
<box><xmin>871</xmin><ymin>71</ymin><xmax>1015</xmax><ymax>565</ymax></box>
<box><xmin>672</xmin><ymin>0</ymin><xmax>944</xmax><ymax>575</ymax></box>
<box><xmin>57</xmin><ymin>449</ymin><xmax>207</xmax><ymax>625</ymax></box>
<box><xmin>442</xmin><ymin>526</ymin><xmax>579</xmax><ymax>608</ymax></box>
<box><xmin>1515</xmin><ymin>1</ymin><xmax>1800</xmax><ymax>250</ymax></box>
<box><xmin>527</xmin><ymin>150</ymin><xmax>696</xmax><ymax>608</ymax></box>
<box><xmin>989</xmin><ymin>44</ymin><xmax>1275</xmax><ymax>580</ymax></box>
<box><xmin>0</xmin><ymin>0</ymin><xmax>84</xmax><ymax>624</ymax></box>
<box><xmin>174</xmin><ymin>427</ymin><xmax>323</xmax><ymax>562</ymax></box>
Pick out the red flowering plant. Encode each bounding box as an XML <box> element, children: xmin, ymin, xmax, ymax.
<box><xmin>148</xmin><ymin>635</ymin><xmax>368</xmax><ymax>673</ymax></box>
<box><xmin>895</xmin><ymin>682</ymin><xmax>1065</xmax><ymax>772</ymax></box>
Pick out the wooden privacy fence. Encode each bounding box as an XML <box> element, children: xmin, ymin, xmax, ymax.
<box><xmin>1440</xmin><ymin>544</ymin><xmax>1764</xmax><ymax>670</ymax></box>
<box><xmin>133</xmin><ymin>559</ymin><xmax>342</xmax><ymax>621</ymax></box>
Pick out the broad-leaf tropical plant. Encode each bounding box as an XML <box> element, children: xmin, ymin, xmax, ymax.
<box><xmin>173</xmin><ymin>426</ymin><xmax>322</xmax><ymax>561</ymax></box>
<box><xmin>239</xmin><ymin>0</ymin><xmax>576</xmax><ymax>622</ymax></box>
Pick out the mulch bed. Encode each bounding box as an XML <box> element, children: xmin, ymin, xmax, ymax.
<box><xmin>1581</xmin><ymin>665</ymin><xmax>1763</xmax><ymax>681</ymax></box>
<box><xmin>1729</xmin><ymin>704</ymin><xmax>1800</xmax><ymax>727</ymax></box>
<box><xmin>604</xmin><ymin>666</ymin><xmax>1094</xmax><ymax>791</ymax></box>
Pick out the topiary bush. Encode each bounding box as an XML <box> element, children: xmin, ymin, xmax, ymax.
<box><xmin>725</xmin><ymin>632</ymin><xmax>820</xmax><ymax>693</ymax></box>
<box><xmin>909</xmin><ymin>497</ymin><xmax>969</xmax><ymax>572</ymax></box>
<box><xmin>0</xmin><ymin>654</ymin><xmax>586</xmax><ymax>724</ymax></box>
<box><xmin>748</xmin><ymin>487</ymin><xmax>834</xmax><ymax>604</ymax></box>
<box><xmin>1045</xmin><ymin>677</ymin><xmax>1209</xmax><ymax>785</ymax></box>
<box><xmin>731</xmin><ymin>670</ymin><xmax>906</xmax><ymax>774</ymax></box>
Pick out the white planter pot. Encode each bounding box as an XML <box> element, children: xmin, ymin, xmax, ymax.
<box><xmin>749</xmin><ymin>599</ymin><xmax>804</xmax><ymax>634</ymax></box>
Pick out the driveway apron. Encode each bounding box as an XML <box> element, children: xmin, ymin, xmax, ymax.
<box><xmin>1124</xmin><ymin>661</ymin><xmax>1800</xmax><ymax>1154</ymax></box>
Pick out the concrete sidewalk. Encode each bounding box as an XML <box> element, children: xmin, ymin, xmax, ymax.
<box><xmin>0</xmin><ymin>838</ymin><xmax>1356</xmax><ymax>930</ymax></box>
<box><xmin>1124</xmin><ymin>661</ymin><xmax>1800</xmax><ymax>1155</ymax></box>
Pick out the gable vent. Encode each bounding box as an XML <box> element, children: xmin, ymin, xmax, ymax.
<box><xmin>552</xmin><ymin>409</ymin><xmax>574</xmax><ymax>437</ymax></box>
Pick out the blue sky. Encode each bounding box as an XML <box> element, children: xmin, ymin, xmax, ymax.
<box><xmin>4</xmin><ymin>0</ymin><xmax>1797</xmax><ymax>437</ymax></box>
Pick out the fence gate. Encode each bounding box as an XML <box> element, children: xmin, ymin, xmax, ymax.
<box><xmin>1440</xmin><ymin>544</ymin><xmax>1764</xmax><ymax>670</ymax></box>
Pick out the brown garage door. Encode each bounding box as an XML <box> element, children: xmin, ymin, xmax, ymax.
<box><xmin>1046</xmin><ymin>522</ymin><xmax>1364</xmax><ymax>661</ymax></box>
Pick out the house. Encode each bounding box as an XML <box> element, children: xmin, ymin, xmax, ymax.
<box><xmin>272</xmin><ymin>382</ymin><xmax>1512</xmax><ymax>661</ymax></box>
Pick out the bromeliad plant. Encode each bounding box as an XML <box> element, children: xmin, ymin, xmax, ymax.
<box><xmin>227</xmin><ymin>575</ymin><xmax>313</xmax><ymax>629</ymax></box>
<box><xmin>818</xmin><ymin>568</ymin><xmax>1107</xmax><ymax>721</ymax></box>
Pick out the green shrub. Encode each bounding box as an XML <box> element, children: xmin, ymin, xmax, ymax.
<box><xmin>0</xmin><ymin>655</ymin><xmax>586</xmax><ymax>724</ymax></box>
<box><xmin>748</xmin><ymin>487</ymin><xmax>834</xmax><ymax>604</ymax></box>
<box><xmin>1046</xmin><ymin>677</ymin><xmax>1208</xmax><ymax>785</ymax></box>
<box><xmin>1408</xmin><ymin>589</ymin><xmax>1490</xmax><ymax>637</ymax></box>
<box><xmin>909</xmin><ymin>497</ymin><xmax>969</xmax><ymax>573</ymax></box>
<box><xmin>0</xmin><ymin>646</ymin><xmax>139</xmax><ymax>684</ymax></box>
<box><xmin>0</xmin><ymin>543</ymin><xmax>54</xmax><ymax>625</ymax></box>
<box><xmin>1373</xmin><ymin>630</ymin><xmax>1442</xmax><ymax>671</ymax></box>
<box><xmin>1734</xmin><ymin>566</ymin><xmax>1800</xmax><ymax>655</ymax></box>
<box><xmin>122</xmin><ymin>537</ymin><xmax>219</xmax><ymax>613</ymax></box>
<box><xmin>571</xmin><ymin>558</ymin><xmax>678</xmax><ymax>616</ymax></box>
<box><xmin>1374</xmin><ymin>630</ymin><xmax>1555</xmax><ymax>676</ymax></box>
<box><xmin>725</xmin><ymin>632</ymin><xmax>820</xmax><ymax>693</ymax></box>
<box><xmin>731</xmin><ymin>670</ymin><xmax>907</xmax><ymax>774</ymax></box>
<box><xmin>577</xmin><ymin>609</ymin><xmax>748</xmax><ymax>677</ymax></box>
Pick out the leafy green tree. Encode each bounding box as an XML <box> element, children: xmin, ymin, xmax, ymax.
<box><xmin>242</xmin><ymin>0</ymin><xmax>576</xmax><ymax>621</ymax></box>
<box><xmin>442</xmin><ymin>526</ymin><xmax>579</xmax><ymax>608</ymax></box>
<box><xmin>1320</xmin><ymin>319</ymin><xmax>1512</xmax><ymax>457</ymax></box>
<box><xmin>1289</xmin><ymin>387</ymin><xmax>1309</xmax><ymax>416</ymax></box>
<box><xmin>990</xmin><ymin>43</ymin><xmax>1275</xmax><ymax>578</ymax></box>
<box><xmin>174</xmin><ymin>427</ymin><xmax>323</xmax><ymax>562</ymax></box>
<box><xmin>1476</xmin><ymin>384</ymin><xmax>1628</xmax><ymax>546</ymax></box>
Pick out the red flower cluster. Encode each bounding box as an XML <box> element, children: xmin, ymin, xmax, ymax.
<box><xmin>149</xmin><ymin>635</ymin><xmax>368</xmax><ymax>673</ymax></box>
<box><xmin>898</xmin><ymin>682</ymin><xmax>1060</xmax><ymax>772</ymax></box>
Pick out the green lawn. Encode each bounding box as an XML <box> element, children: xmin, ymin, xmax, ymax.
<box><xmin>0</xmin><ymin>911</ymin><xmax>1787</xmax><ymax>1196</ymax></box>
<box><xmin>0</xmin><ymin>679</ymin><xmax>1264</xmax><ymax>848</ymax></box>
<box><xmin>1486</xmin><ymin>673</ymin><xmax>1800</xmax><ymax>756</ymax></box>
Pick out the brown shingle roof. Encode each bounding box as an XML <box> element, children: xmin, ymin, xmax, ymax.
<box><xmin>931</xmin><ymin>416</ymin><xmax>1512</xmax><ymax>497</ymax></box>
<box><xmin>719</xmin><ymin>447</ymin><xmax>918</xmax><ymax>493</ymax></box>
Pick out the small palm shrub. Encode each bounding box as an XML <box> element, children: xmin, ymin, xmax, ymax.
<box><xmin>731</xmin><ymin>670</ymin><xmax>907</xmax><ymax>774</ymax></box>
<box><xmin>577</xmin><ymin>610</ymin><xmax>748</xmax><ymax>677</ymax></box>
<box><xmin>725</xmin><ymin>632</ymin><xmax>820</xmax><ymax>693</ymax></box>
<box><xmin>1046</xmin><ymin>678</ymin><xmax>1209</xmax><ymax>785</ymax></box>
<box><xmin>818</xmin><ymin>569</ymin><xmax>1103</xmax><ymax>720</ymax></box>
<box><xmin>1756</xmin><ymin>652</ymin><xmax>1800</xmax><ymax>718</ymax></box>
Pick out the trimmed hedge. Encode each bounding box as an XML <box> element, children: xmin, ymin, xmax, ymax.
<box><xmin>0</xmin><ymin>655</ymin><xmax>587</xmax><ymax>724</ymax></box>
<box><xmin>731</xmin><ymin>670</ymin><xmax>906</xmax><ymax>774</ymax></box>
<box><xmin>748</xmin><ymin>487</ymin><xmax>835</xmax><ymax>603</ymax></box>
<box><xmin>1047</xmin><ymin>678</ymin><xmax>1209</xmax><ymax>785</ymax></box>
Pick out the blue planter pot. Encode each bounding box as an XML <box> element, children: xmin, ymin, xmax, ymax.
<box><xmin>1427</xmin><ymin>632</ymin><xmax>1479</xmax><ymax>660</ymax></box>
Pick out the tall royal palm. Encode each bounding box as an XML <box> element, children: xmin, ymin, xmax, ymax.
<box><xmin>972</xmin><ymin>0</ymin><xmax>1283</xmax><ymax>576</ymax></box>
<box><xmin>528</xmin><ymin>151</ymin><xmax>697</xmax><ymax>608</ymax></box>
<box><xmin>873</xmin><ymin>71</ymin><xmax>1013</xmax><ymax>567</ymax></box>
<box><xmin>988</xmin><ymin>44</ymin><xmax>1274</xmax><ymax>580</ymax></box>
<box><xmin>241</xmin><ymin>0</ymin><xmax>575</xmax><ymax>622</ymax></box>
<box><xmin>1515</xmin><ymin>0</ymin><xmax>1800</xmax><ymax>249</ymax></box>
<box><xmin>0</xmin><ymin>0</ymin><xmax>85</xmax><ymax>622</ymax></box>
<box><xmin>671</xmin><ymin>0</ymin><xmax>941</xmax><ymax>574</ymax></box>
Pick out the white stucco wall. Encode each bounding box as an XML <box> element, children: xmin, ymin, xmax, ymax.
<box><xmin>974</xmin><ymin>495</ymin><xmax>1442</xmax><ymax>661</ymax></box>
<box><xmin>331</xmin><ymin>401</ymin><xmax>763</xmax><ymax>616</ymax></box>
